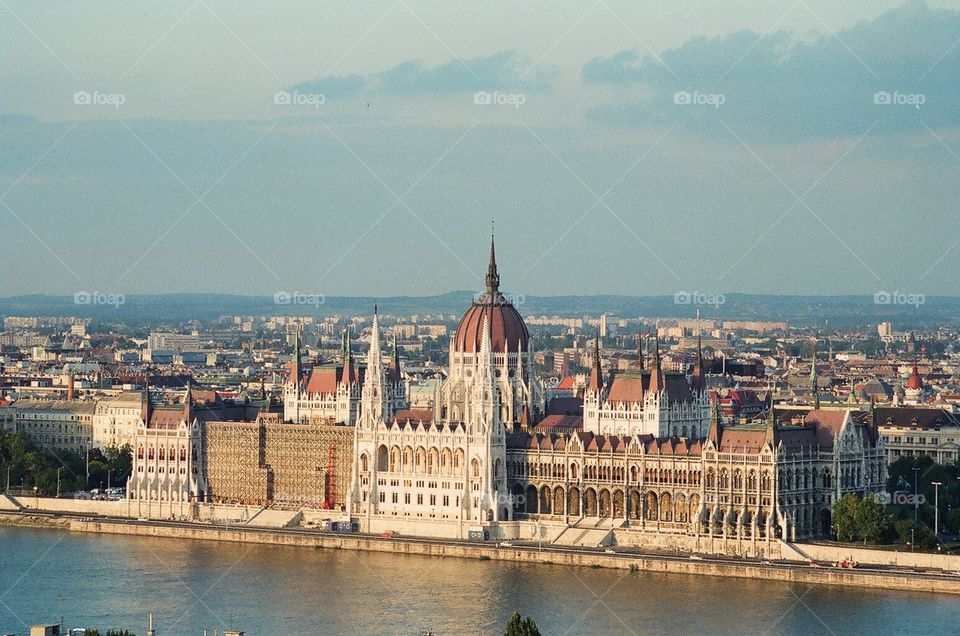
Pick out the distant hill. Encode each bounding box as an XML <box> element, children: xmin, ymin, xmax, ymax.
<box><xmin>1</xmin><ymin>292</ymin><xmax>957</xmax><ymax>329</ymax></box>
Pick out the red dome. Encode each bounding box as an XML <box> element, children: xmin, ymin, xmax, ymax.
<box><xmin>905</xmin><ymin>362</ymin><xmax>923</xmax><ymax>390</ymax></box>
<box><xmin>454</xmin><ymin>294</ymin><xmax>529</xmax><ymax>353</ymax></box>
<box><xmin>452</xmin><ymin>234</ymin><xmax>529</xmax><ymax>354</ymax></box>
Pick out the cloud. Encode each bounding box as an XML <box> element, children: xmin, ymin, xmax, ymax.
<box><xmin>583</xmin><ymin>1</ymin><xmax>960</xmax><ymax>141</ymax></box>
<box><xmin>288</xmin><ymin>50</ymin><xmax>556</xmax><ymax>99</ymax></box>
<box><xmin>289</xmin><ymin>74</ymin><xmax>367</xmax><ymax>99</ymax></box>
<box><xmin>583</xmin><ymin>50</ymin><xmax>646</xmax><ymax>84</ymax></box>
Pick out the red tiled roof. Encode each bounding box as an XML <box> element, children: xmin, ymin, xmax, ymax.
<box><xmin>394</xmin><ymin>409</ymin><xmax>434</xmax><ymax>424</ymax></box>
<box><xmin>606</xmin><ymin>373</ymin><xmax>646</xmax><ymax>403</ymax></box>
<box><xmin>147</xmin><ymin>408</ymin><xmax>185</xmax><ymax>430</ymax></box>
<box><xmin>804</xmin><ymin>409</ymin><xmax>848</xmax><ymax>449</ymax></box>
<box><xmin>717</xmin><ymin>428</ymin><xmax>769</xmax><ymax>453</ymax></box>
<box><xmin>532</xmin><ymin>414</ymin><xmax>583</xmax><ymax>433</ymax></box>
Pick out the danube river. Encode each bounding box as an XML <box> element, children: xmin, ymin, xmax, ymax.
<box><xmin>1</xmin><ymin>527</ymin><xmax>958</xmax><ymax>635</ymax></box>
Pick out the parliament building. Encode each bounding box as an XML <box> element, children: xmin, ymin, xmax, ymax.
<box><xmin>128</xmin><ymin>237</ymin><xmax>886</xmax><ymax>557</ymax></box>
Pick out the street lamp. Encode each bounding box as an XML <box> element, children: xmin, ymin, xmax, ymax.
<box><xmin>56</xmin><ymin>467</ymin><xmax>62</xmax><ymax>498</ymax></box>
<box><xmin>913</xmin><ymin>467</ymin><xmax>920</xmax><ymax>524</ymax></box>
<box><xmin>932</xmin><ymin>481</ymin><xmax>942</xmax><ymax>537</ymax></box>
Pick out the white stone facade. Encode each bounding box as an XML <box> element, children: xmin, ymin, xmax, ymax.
<box><xmin>349</xmin><ymin>313</ymin><xmax>511</xmax><ymax>538</ymax></box>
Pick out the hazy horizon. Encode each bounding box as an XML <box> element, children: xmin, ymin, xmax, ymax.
<box><xmin>3</xmin><ymin>1</ymin><xmax>960</xmax><ymax>300</ymax></box>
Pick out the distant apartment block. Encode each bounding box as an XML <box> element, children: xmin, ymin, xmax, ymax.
<box><xmin>0</xmin><ymin>400</ymin><xmax>95</xmax><ymax>455</ymax></box>
<box><xmin>148</xmin><ymin>331</ymin><xmax>201</xmax><ymax>351</ymax></box>
<box><xmin>875</xmin><ymin>406</ymin><xmax>960</xmax><ymax>464</ymax></box>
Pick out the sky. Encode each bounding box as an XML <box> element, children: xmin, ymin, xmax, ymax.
<box><xmin>2</xmin><ymin>0</ymin><xmax>960</xmax><ymax>301</ymax></box>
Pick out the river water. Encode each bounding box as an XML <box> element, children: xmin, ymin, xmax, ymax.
<box><xmin>0</xmin><ymin>527</ymin><xmax>957</xmax><ymax>635</ymax></box>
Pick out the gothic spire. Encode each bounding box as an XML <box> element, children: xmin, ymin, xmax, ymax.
<box><xmin>696</xmin><ymin>330</ymin><xmax>705</xmax><ymax>392</ymax></box>
<box><xmin>392</xmin><ymin>330</ymin><xmax>401</xmax><ymax>380</ymax></box>
<box><xmin>183</xmin><ymin>376</ymin><xmax>192</xmax><ymax>422</ymax></box>
<box><xmin>293</xmin><ymin>323</ymin><xmax>302</xmax><ymax>385</ymax></box>
<box><xmin>649</xmin><ymin>330</ymin><xmax>663</xmax><ymax>393</ymax></box>
<box><xmin>810</xmin><ymin>336</ymin><xmax>820</xmax><ymax>409</ymax></box>
<box><xmin>142</xmin><ymin>376</ymin><xmax>151</xmax><ymax>423</ymax></box>
<box><xmin>588</xmin><ymin>335</ymin><xmax>603</xmax><ymax>393</ymax></box>
<box><xmin>485</xmin><ymin>226</ymin><xmax>500</xmax><ymax>295</ymax></box>
<box><xmin>637</xmin><ymin>330</ymin><xmax>645</xmax><ymax>371</ymax></box>
<box><xmin>367</xmin><ymin>309</ymin><xmax>381</xmax><ymax>374</ymax></box>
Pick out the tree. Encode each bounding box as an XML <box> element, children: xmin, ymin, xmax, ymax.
<box><xmin>833</xmin><ymin>494</ymin><xmax>859</xmax><ymax>542</ymax></box>
<box><xmin>505</xmin><ymin>612</ymin><xmax>541</xmax><ymax>636</ymax></box>
<box><xmin>832</xmin><ymin>494</ymin><xmax>893</xmax><ymax>544</ymax></box>
<box><xmin>853</xmin><ymin>495</ymin><xmax>887</xmax><ymax>544</ymax></box>
<box><xmin>948</xmin><ymin>508</ymin><xmax>960</xmax><ymax>534</ymax></box>
<box><xmin>894</xmin><ymin>519</ymin><xmax>937</xmax><ymax>550</ymax></box>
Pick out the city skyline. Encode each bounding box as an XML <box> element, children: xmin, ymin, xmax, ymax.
<box><xmin>3</xmin><ymin>1</ymin><xmax>960</xmax><ymax>298</ymax></box>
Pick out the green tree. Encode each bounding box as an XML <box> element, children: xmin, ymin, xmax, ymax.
<box><xmin>894</xmin><ymin>519</ymin><xmax>937</xmax><ymax>550</ymax></box>
<box><xmin>948</xmin><ymin>508</ymin><xmax>960</xmax><ymax>534</ymax></box>
<box><xmin>505</xmin><ymin>612</ymin><xmax>541</xmax><ymax>636</ymax></box>
<box><xmin>833</xmin><ymin>494</ymin><xmax>860</xmax><ymax>542</ymax></box>
<box><xmin>853</xmin><ymin>495</ymin><xmax>888</xmax><ymax>543</ymax></box>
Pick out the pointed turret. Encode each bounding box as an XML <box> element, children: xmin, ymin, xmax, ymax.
<box><xmin>367</xmin><ymin>309</ymin><xmax>382</xmax><ymax>376</ymax></box>
<box><xmin>142</xmin><ymin>376</ymin><xmax>151</xmax><ymax>423</ymax></box>
<box><xmin>360</xmin><ymin>308</ymin><xmax>387</xmax><ymax>424</ymax></box>
<box><xmin>637</xmin><ymin>331</ymin><xmax>645</xmax><ymax>371</ymax></box>
<box><xmin>810</xmin><ymin>336</ymin><xmax>819</xmax><ymax>409</ymax></box>
<box><xmin>341</xmin><ymin>327</ymin><xmax>355</xmax><ymax>385</ymax></box>
<box><xmin>694</xmin><ymin>331</ymin><xmax>705</xmax><ymax>392</ymax></box>
<box><xmin>906</xmin><ymin>360</ymin><xmax>923</xmax><ymax>389</ymax></box>
<box><xmin>478</xmin><ymin>310</ymin><xmax>493</xmax><ymax>368</ymax></box>
<box><xmin>392</xmin><ymin>331</ymin><xmax>401</xmax><ymax>379</ymax></box>
<box><xmin>648</xmin><ymin>331</ymin><xmax>664</xmax><ymax>394</ymax></box>
<box><xmin>486</xmin><ymin>227</ymin><xmax>500</xmax><ymax>295</ymax></box>
<box><xmin>588</xmin><ymin>335</ymin><xmax>603</xmax><ymax>393</ymax></box>
<box><xmin>707</xmin><ymin>399</ymin><xmax>721</xmax><ymax>444</ymax></box>
<box><xmin>183</xmin><ymin>377</ymin><xmax>193</xmax><ymax>423</ymax></box>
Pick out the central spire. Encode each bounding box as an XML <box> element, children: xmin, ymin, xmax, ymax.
<box><xmin>486</xmin><ymin>225</ymin><xmax>500</xmax><ymax>295</ymax></box>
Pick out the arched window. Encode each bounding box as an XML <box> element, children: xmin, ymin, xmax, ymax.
<box><xmin>377</xmin><ymin>444</ymin><xmax>390</xmax><ymax>471</ymax></box>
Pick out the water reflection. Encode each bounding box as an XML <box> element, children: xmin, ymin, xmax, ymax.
<box><xmin>1</xmin><ymin>528</ymin><xmax>957</xmax><ymax>635</ymax></box>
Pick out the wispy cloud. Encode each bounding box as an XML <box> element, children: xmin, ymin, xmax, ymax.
<box><xmin>290</xmin><ymin>50</ymin><xmax>557</xmax><ymax>99</ymax></box>
<box><xmin>584</xmin><ymin>1</ymin><xmax>960</xmax><ymax>141</ymax></box>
